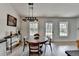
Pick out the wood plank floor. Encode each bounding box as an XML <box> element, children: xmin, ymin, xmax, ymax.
<box><xmin>6</xmin><ymin>42</ymin><xmax>78</xmax><ymax>56</ymax></box>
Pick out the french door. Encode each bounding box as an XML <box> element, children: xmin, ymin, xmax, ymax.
<box><xmin>45</xmin><ymin>22</ymin><xmax>53</xmax><ymax>40</ymax></box>
<box><xmin>29</xmin><ymin>22</ymin><xmax>38</xmax><ymax>39</ymax></box>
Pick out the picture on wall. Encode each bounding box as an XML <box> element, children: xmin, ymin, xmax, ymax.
<box><xmin>7</xmin><ymin>14</ymin><xmax>17</xmax><ymax>27</ymax></box>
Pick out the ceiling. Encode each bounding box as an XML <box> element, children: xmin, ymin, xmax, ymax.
<box><xmin>10</xmin><ymin>3</ymin><xmax>79</xmax><ymax>17</ymax></box>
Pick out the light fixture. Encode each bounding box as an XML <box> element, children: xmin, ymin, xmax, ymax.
<box><xmin>23</xmin><ymin>3</ymin><xmax>38</xmax><ymax>22</ymax></box>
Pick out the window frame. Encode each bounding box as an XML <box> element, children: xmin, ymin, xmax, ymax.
<box><xmin>59</xmin><ymin>21</ymin><xmax>68</xmax><ymax>37</ymax></box>
<box><xmin>45</xmin><ymin>22</ymin><xmax>53</xmax><ymax>39</ymax></box>
<box><xmin>29</xmin><ymin>21</ymin><xmax>38</xmax><ymax>39</ymax></box>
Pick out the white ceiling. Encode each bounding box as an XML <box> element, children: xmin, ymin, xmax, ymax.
<box><xmin>10</xmin><ymin>3</ymin><xmax>79</xmax><ymax>17</ymax></box>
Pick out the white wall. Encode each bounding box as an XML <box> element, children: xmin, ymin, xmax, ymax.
<box><xmin>0</xmin><ymin>3</ymin><xmax>21</xmax><ymax>39</ymax></box>
<box><xmin>77</xmin><ymin>18</ymin><xmax>79</xmax><ymax>40</ymax></box>
<box><xmin>0</xmin><ymin>42</ymin><xmax>6</xmax><ymax>55</ymax></box>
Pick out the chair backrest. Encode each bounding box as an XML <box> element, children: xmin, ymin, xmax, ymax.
<box><xmin>29</xmin><ymin>42</ymin><xmax>39</xmax><ymax>52</ymax></box>
<box><xmin>27</xmin><ymin>42</ymin><xmax>40</xmax><ymax>55</ymax></box>
<box><xmin>29</xmin><ymin>42</ymin><xmax>39</xmax><ymax>47</ymax></box>
<box><xmin>34</xmin><ymin>36</ymin><xmax>39</xmax><ymax>39</ymax></box>
<box><xmin>34</xmin><ymin>33</ymin><xmax>40</xmax><ymax>40</ymax></box>
<box><xmin>34</xmin><ymin>33</ymin><xmax>39</xmax><ymax>36</ymax></box>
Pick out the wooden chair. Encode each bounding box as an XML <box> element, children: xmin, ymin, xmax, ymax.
<box><xmin>28</xmin><ymin>40</ymin><xmax>48</xmax><ymax>56</ymax></box>
<box><xmin>44</xmin><ymin>36</ymin><xmax>52</xmax><ymax>54</ymax></box>
<box><xmin>27</xmin><ymin>42</ymin><xmax>40</xmax><ymax>56</ymax></box>
<box><xmin>34</xmin><ymin>33</ymin><xmax>44</xmax><ymax>54</ymax></box>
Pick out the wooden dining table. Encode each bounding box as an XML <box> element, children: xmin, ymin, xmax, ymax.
<box><xmin>26</xmin><ymin>39</ymin><xmax>48</xmax><ymax>44</ymax></box>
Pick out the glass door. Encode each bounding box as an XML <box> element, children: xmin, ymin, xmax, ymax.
<box><xmin>29</xmin><ymin>22</ymin><xmax>38</xmax><ymax>39</ymax></box>
<box><xmin>45</xmin><ymin>22</ymin><xmax>53</xmax><ymax>40</ymax></box>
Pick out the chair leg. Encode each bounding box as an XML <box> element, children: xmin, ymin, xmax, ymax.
<box><xmin>29</xmin><ymin>52</ymin><xmax>30</xmax><ymax>56</ymax></box>
<box><xmin>38</xmin><ymin>52</ymin><xmax>40</xmax><ymax>56</ymax></box>
<box><xmin>23</xmin><ymin>45</ymin><xmax>25</xmax><ymax>51</ymax></box>
<box><xmin>44</xmin><ymin>45</ymin><xmax>46</xmax><ymax>55</ymax></box>
<box><xmin>23</xmin><ymin>38</ymin><xmax>26</xmax><ymax>52</ymax></box>
<box><xmin>23</xmin><ymin>42</ymin><xmax>25</xmax><ymax>51</ymax></box>
<box><xmin>50</xmin><ymin>44</ymin><xmax>52</xmax><ymax>52</ymax></box>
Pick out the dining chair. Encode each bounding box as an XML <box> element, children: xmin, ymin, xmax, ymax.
<box><xmin>28</xmin><ymin>40</ymin><xmax>48</xmax><ymax>56</ymax></box>
<box><xmin>23</xmin><ymin>38</ymin><xmax>40</xmax><ymax>56</ymax></box>
<box><xmin>34</xmin><ymin>33</ymin><xmax>44</xmax><ymax>54</ymax></box>
<box><xmin>44</xmin><ymin>36</ymin><xmax>52</xmax><ymax>54</ymax></box>
<box><xmin>27</xmin><ymin>42</ymin><xmax>40</xmax><ymax>56</ymax></box>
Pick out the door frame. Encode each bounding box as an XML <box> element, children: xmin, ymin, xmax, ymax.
<box><xmin>44</xmin><ymin>21</ymin><xmax>54</xmax><ymax>41</ymax></box>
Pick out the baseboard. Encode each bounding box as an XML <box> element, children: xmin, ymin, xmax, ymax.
<box><xmin>51</xmin><ymin>40</ymin><xmax>76</xmax><ymax>43</ymax></box>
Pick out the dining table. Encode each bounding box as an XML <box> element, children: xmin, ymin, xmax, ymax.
<box><xmin>26</xmin><ymin>39</ymin><xmax>48</xmax><ymax>44</ymax></box>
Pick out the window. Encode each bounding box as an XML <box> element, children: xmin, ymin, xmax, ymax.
<box><xmin>59</xmin><ymin>22</ymin><xmax>68</xmax><ymax>37</ymax></box>
<box><xmin>29</xmin><ymin>22</ymin><xmax>38</xmax><ymax>39</ymax></box>
<box><xmin>45</xmin><ymin>23</ymin><xmax>53</xmax><ymax>39</ymax></box>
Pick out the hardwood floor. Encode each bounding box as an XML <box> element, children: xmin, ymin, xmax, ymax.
<box><xmin>6</xmin><ymin>42</ymin><xmax>78</xmax><ymax>56</ymax></box>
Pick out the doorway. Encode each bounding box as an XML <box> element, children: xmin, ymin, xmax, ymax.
<box><xmin>45</xmin><ymin>22</ymin><xmax>54</xmax><ymax>40</ymax></box>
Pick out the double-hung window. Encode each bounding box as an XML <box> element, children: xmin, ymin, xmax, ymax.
<box><xmin>45</xmin><ymin>22</ymin><xmax>53</xmax><ymax>39</ymax></box>
<box><xmin>29</xmin><ymin>22</ymin><xmax>38</xmax><ymax>39</ymax></box>
<box><xmin>59</xmin><ymin>22</ymin><xmax>68</xmax><ymax>37</ymax></box>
